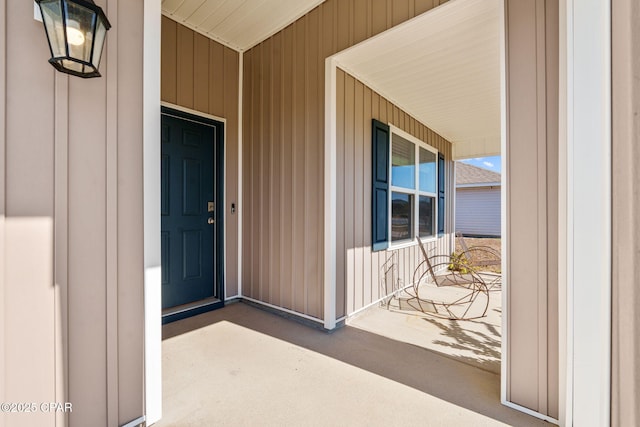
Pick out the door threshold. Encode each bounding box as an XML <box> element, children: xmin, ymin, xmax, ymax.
<box><xmin>162</xmin><ymin>297</ymin><xmax>223</xmax><ymax>324</ymax></box>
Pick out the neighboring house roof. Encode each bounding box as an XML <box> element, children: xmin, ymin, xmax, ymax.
<box><xmin>456</xmin><ymin>162</ymin><xmax>501</xmax><ymax>187</ymax></box>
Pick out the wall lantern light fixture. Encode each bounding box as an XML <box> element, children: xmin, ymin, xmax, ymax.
<box><xmin>35</xmin><ymin>0</ymin><xmax>111</xmax><ymax>78</ymax></box>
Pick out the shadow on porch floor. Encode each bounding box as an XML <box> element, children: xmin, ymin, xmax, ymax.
<box><xmin>348</xmin><ymin>275</ymin><xmax>502</xmax><ymax>375</ymax></box>
<box><xmin>156</xmin><ymin>301</ymin><xmax>545</xmax><ymax>427</ymax></box>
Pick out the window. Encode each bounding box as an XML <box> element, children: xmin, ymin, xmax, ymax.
<box><xmin>390</xmin><ymin>131</ymin><xmax>438</xmax><ymax>244</ymax></box>
<box><xmin>372</xmin><ymin>120</ymin><xmax>445</xmax><ymax>251</ymax></box>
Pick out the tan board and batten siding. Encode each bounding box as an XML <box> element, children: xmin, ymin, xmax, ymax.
<box><xmin>161</xmin><ymin>16</ymin><xmax>240</xmax><ymax>297</ymax></box>
<box><xmin>505</xmin><ymin>0</ymin><xmax>558</xmax><ymax>419</ymax></box>
<box><xmin>612</xmin><ymin>0</ymin><xmax>640</xmax><ymax>424</ymax></box>
<box><xmin>242</xmin><ymin>0</ymin><xmax>450</xmax><ymax>321</ymax></box>
<box><xmin>336</xmin><ymin>69</ymin><xmax>454</xmax><ymax>317</ymax></box>
<box><xmin>0</xmin><ymin>1</ymin><xmax>144</xmax><ymax>426</ymax></box>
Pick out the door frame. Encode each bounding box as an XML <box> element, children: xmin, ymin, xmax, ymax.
<box><xmin>160</xmin><ymin>104</ymin><xmax>226</xmax><ymax>324</ymax></box>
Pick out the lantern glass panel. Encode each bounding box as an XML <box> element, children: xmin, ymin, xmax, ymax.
<box><xmin>92</xmin><ymin>19</ymin><xmax>107</xmax><ymax>67</ymax></box>
<box><xmin>64</xmin><ymin>1</ymin><xmax>96</xmax><ymax>63</ymax></box>
<box><xmin>39</xmin><ymin>0</ymin><xmax>65</xmax><ymax>58</ymax></box>
<box><xmin>60</xmin><ymin>59</ymin><xmax>88</xmax><ymax>74</ymax></box>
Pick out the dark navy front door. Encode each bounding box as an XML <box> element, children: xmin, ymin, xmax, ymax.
<box><xmin>161</xmin><ymin>109</ymin><xmax>224</xmax><ymax>311</ymax></box>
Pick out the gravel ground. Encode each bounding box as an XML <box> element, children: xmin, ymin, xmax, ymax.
<box><xmin>455</xmin><ymin>236</ymin><xmax>502</xmax><ymax>273</ymax></box>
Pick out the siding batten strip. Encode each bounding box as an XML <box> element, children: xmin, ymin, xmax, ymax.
<box><xmin>105</xmin><ymin>0</ymin><xmax>119</xmax><ymax>424</ymax></box>
<box><xmin>53</xmin><ymin>71</ymin><xmax>70</xmax><ymax>427</ymax></box>
<box><xmin>535</xmin><ymin>0</ymin><xmax>549</xmax><ymax>414</ymax></box>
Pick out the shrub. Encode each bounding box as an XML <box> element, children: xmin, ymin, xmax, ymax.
<box><xmin>448</xmin><ymin>252</ymin><xmax>472</xmax><ymax>274</ymax></box>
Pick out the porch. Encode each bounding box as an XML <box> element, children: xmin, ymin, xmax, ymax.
<box><xmin>157</xmin><ymin>301</ymin><xmax>544</xmax><ymax>426</ymax></box>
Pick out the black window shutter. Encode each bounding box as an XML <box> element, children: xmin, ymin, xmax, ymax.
<box><xmin>372</xmin><ymin>119</ymin><xmax>390</xmax><ymax>251</ymax></box>
<box><xmin>438</xmin><ymin>153</ymin><xmax>445</xmax><ymax>236</ymax></box>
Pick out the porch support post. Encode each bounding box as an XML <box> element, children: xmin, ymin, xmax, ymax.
<box><xmin>323</xmin><ymin>57</ymin><xmax>337</xmax><ymax>330</ymax></box>
<box><xmin>503</xmin><ymin>1</ymin><xmax>559</xmax><ymax>421</ymax></box>
<box><xmin>559</xmin><ymin>0</ymin><xmax>612</xmax><ymax>425</ymax></box>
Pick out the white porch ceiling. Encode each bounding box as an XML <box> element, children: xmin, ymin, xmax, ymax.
<box><xmin>162</xmin><ymin>0</ymin><xmax>501</xmax><ymax>159</ymax></box>
<box><xmin>334</xmin><ymin>0</ymin><xmax>501</xmax><ymax>160</ymax></box>
<box><xmin>161</xmin><ymin>0</ymin><xmax>326</xmax><ymax>52</ymax></box>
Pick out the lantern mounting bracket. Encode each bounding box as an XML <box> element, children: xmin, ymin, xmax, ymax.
<box><xmin>34</xmin><ymin>2</ymin><xmax>43</xmax><ymax>22</ymax></box>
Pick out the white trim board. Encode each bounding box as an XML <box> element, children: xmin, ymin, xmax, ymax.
<box><xmin>498</xmin><ymin>0</ymin><xmax>511</xmax><ymax>419</ymax></box>
<box><xmin>558</xmin><ymin>0</ymin><xmax>570</xmax><ymax>423</ymax></box>
<box><xmin>560</xmin><ymin>0</ymin><xmax>612</xmax><ymax>426</ymax></box>
<box><xmin>323</xmin><ymin>57</ymin><xmax>338</xmax><ymax>330</ymax></box>
<box><xmin>456</xmin><ymin>182</ymin><xmax>501</xmax><ymax>189</ymax></box>
<box><xmin>237</xmin><ymin>51</ymin><xmax>244</xmax><ymax>299</ymax></box>
<box><xmin>121</xmin><ymin>415</ymin><xmax>146</xmax><ymax>427</ymax></box>
<box><xmin>503</xmin><ymin>401</ymin><xmax>559</xmax><ymax>425</ymax></box>
<box><xmin>143</xmin><ymin>0</ymin><xmax>162</xmax><ymax>423</ymax></box>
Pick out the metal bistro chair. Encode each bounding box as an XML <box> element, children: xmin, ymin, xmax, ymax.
<box><xmin>402</xmin><ymin>236</ymin><xmax>489</xmax><ymax>320</ymax></box>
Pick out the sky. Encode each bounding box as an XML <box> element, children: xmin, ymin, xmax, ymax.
<box><xmin>459</xmin><ymin>155</ymin><xmax>502</xmax><ymax>173</ymax></box>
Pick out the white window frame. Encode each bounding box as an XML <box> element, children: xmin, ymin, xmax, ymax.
<box><xmin>388</xmin><ymin>126</ymin><xmax>439</xmax><ymax>250</ymax></box>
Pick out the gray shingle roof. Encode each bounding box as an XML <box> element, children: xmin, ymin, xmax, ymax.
<box><xmin>456</xmin><ymin>162</ymin><xmax>501</xmax><ymax>185</ymax></box>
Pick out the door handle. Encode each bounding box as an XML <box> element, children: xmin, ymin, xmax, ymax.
<box><xmin>208</xmin><ymin>217</ymin><xmax>215</xmax><ymax>224</ymax></box>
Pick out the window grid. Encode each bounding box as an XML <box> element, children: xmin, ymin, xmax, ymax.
<box><xmin>388</xmin><ymin>128</ymin><xmax>439</xmax><ymax>247</ymax></box>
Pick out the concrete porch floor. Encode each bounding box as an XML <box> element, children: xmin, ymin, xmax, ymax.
<box><xmin>156</xmin><ymin>301</ymin><xmax>546</xmax><ymax>427</ymax></box>
<box><xmin>348</xmin><ymin>280</ymin><xmax>502</xmax><ymax>374</ymax></box>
